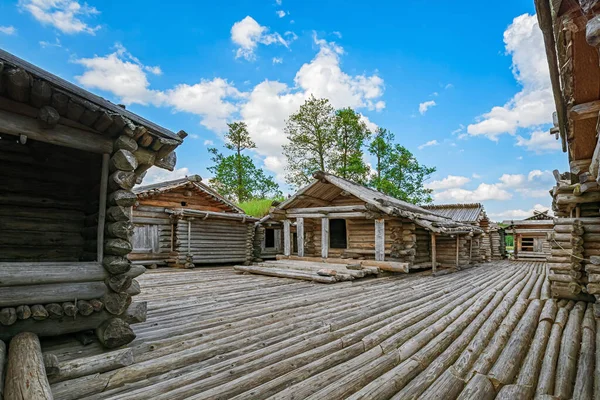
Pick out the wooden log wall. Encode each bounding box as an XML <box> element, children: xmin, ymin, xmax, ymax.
<box><xmin>0</xmin><ymin>137</ymin><xmax>99</xmax><ymax>262</ymax></box>
<box><xmin>173</xmin><ymin>218</ymin><xmax>255</xmax><ymax>266</ymax></box>
<box><xmin>128</xmin><ymin>205</ymin><xmax>174</xmax><ymax>266</ymax></box>
<box><xmin>413</xmin><ymin>226</ymin><xmax>431</xmax><ymax>267</ymax></box>
<box><xmin>490</xmin><ymin>230</ymin><xmax>506</xmax><ymax>260</ymax></box>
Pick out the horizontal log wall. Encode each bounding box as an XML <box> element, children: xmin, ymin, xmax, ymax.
<box><xmin>0</xmin><ymin>137</ymin><xmax>100</xmax><ymax>262</ymax></box>
<box><xmin>138</xmin><ymin>187</ymin><xmax>235</xmax><ymax>213</ymax></box>
<box><xmin>413</xmin><ymin>227</ymin><xmax>431</xmax><ymax>266</ymax></box>
<box><xmin>128</xmin><ymin>205</ymin><xmax>173</xmax><ymax>266</ymax></box>
<box><xmin>174</xmin><ymin>218</ymin><xmax>254</xmax><ymax>266</ymax></box>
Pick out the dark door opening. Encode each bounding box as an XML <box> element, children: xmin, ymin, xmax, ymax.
<box><xmin>292</xmin><ymin>232</ymin><xmax>298</xmax><ymax>253</ymax></box>
<box><xmin>330</xmin><ymin>219</ymin><xmax>347</xmax><ymax>249</ymax></box>
<box><xmin>265</xmin><ymin>228</ymin><xmax>275</xmax><ymax>248</ymax></box>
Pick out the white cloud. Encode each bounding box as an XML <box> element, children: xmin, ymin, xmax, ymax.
<box><xmin>467</xmin><ymin>14</ymin><xmax>553</xmax><ymax>140</ymax></box>
<box><xmin>275</xmin><ymin>0</ymin><xmax>282</xmax><ymax>4</ymax></box>
<box><xmin>276</xmin><ymin>10</ymin><xmax>286</xmax><ymax>18</ymax></box>
<box><xmin>426</xmin><ymin>175</ymin><xmax>470</xmax><ymax>190</ymax></box>
<box><xmin>472</xmin><ymin>173</ymin><xmax>482</xmax><ymax>179</ymax></box>
<box><xmin>39</xmin><ymin>37</ymin><xmax>61</xmax><ymax>48</ymax></box>
<box><xmin>272</xmin><ymin>57</ymin><xmax>283</xmax><ymax>64</ymax></box>
<box><xmin>445</xmin><ymin>83</ymin><xmax>454</xmax><ymax>89</ymax></box>
<box><xmin>434</xmin><ymin>183</ymin><xmax>513</xmax><ymax>203</ymax></box>
<box><xmin>0</xmin><ymin>26</ymin><xmax>16</xmax><ymax>35</ymax></box>
<box><xmin>141</xmin><ymin>166</ymin><xmax>190</xmax><ymax>185</ymax></box>
<box><xmin>498</xmin><ymin>173</ymin><xmax>526</xmax><ymax>188</ymax></box>
<box><xmin>231</xmin><ymin>16</ymin><xmax>288</xmax><ymax>61</ymax></box>
<box><xmin>418</xmin><ymin>140</ymin><xmax>439</xmax><ymax>150</ymax></box>
<box><xmin>516</xmin><ymin>130</ymin><xmax>561</xmax><ymax>153</ymax></box>
<box><xmin>203</xmin><ymin>139</ymin><xmax>214</xmax><ymax>145</ymax></box>
<box><xmin>489</xmin><ymin>203</ymin><xmax>551</xmax><ymax>219</ymax></box>
<box><xmin>19</xmin><ymin>0</ymin><xmax>100</xmax><ymax>35</ymax></box>
<box><xmin>333</xmin><ymin>31</ymin><xmax>342</xmax><ymax>38</ymax></box>
<box><xmin>419</xmin><ymin>100</ymin><xmax>436</xmax><ymax>115</ymax></box>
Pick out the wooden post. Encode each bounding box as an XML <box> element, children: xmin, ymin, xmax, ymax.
<box><xmin>375</xmin><ymin>219</ymin><xmax>385</xmax><ymax>261</ymax></box>
<box><xmin>296</xmin><ymin>217</ymin><xmax>304</xmax><ymax>257</ymax></box>
<box><xmin>321</xmin><ymin>218</ymin><xmax>329</xmax><ymax>259</ymax></box>
<box><xmin>455</xmin><ymin>235</ymin><xmax>460</xmax><ymax>268</ymax></box>
<box><xmin>469</xmin><ymin>237</ymin><xmax>473</xmax><ymax>264</ymax></box>
<box><xmin>431</xmin><ymin>232</ymin><xmax>437</xmax><ymax>273</ymax></box>
<box><xmin>283</xmin><ymin>220</ymin><xmax>291</xmax><ymax>256</ymax></box>
<box><xmin>187</xmin><ymin>219</ymin><xmax>191</xmax><ymax>255</ymax></box>
<box><xmin>514</xmin><ymin>234</ymin><xmax>519</xmax><ymax>260</ymax></box>
<box><xmin>97</xmin><ymin>153</ymin><xmax>109</xmax><ymax>263</ymax></box>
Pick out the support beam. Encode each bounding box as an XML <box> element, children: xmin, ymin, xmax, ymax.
<box><xmin>321</xmin><ymin>218</ymin><xmax>329</xmax><ymax>259</ymax></box>
<box><xmin>431</xmin><ymin>232</ymin><xmax>437</xmax><ymax>274</ymax></box>
<box><xmin>283</xmin><ymin>220</ymin><xmax>291</xmax><ymax>257</ymax></box>
<box><xmin>296</xmin><ymin>217</ymin><xmax>304</xmax><ymax>257</ymax></box>
<box><xmin>375</xmin><ymin>218</ymin><xmax>385</xmax><ymax>261</ymax></box>
<box><xmin>456</xmin><ymin>235</ymin><xmax>460</xmax><ymax>268</ymax></box>
<box><xmin>97</xmin><ymin>153</ymin><xmax>109</xmax><ymax>263</ymax></box>
<box><xmin>0</xmin><ymin>108</ymin><xmax>113</xmax><ymax>154</ymax></box>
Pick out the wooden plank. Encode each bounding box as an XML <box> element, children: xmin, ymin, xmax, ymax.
<box><xmin>286</xmin><ymin>205</ymin><xmax>367</xmax><ymax>214</ymax></box>
<box><xmin>570</xmin><ymin>100</ymin><xmax>600</xmax><ymax>121</ymax></box>
<box><xmin>375</xmin><ymin>218</ymin><xmax>385</xmax><ymax>261</ymax></box>
<box><xmin>456</xmin><ymin>235</ymin><xmax>460</xmax><ymax>268</ymax></box>
<box><xmin>321</xmin><ymin>217</ymin><xmax>329</xmax><ymax>259</ymax></box>
<box><xmin>283</xmin><ymin>220</ymin><xmax>291</xmax><ymax>257</ymax></box>
<box><xmin>296</xmin><ymin>217</ymin><xmax>304</xmax><ymax>257</ymax></box>
<box><xmin>0</xmin><ymin>282</ymin><xmax>106</xmax><ymax>307</ymax></box>
<box><xmin>0</xmin><ymin>108</ymin><xmax>112</xmax><ymax>154</ymax></box>
<box><xmin>284</xmin><ymin>212</ymin><xmax>369</xmax><ymax>219</ymax></box>
<box><xmin>97</xmin><ymin>153</ymin><xmax>109</xmax><ymax>262</ymax></box>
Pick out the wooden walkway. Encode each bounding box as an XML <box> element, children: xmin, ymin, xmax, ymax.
<box><xmin>43</xmin><ymin>261</ymin><xmax>598</xmax><ymax>399</ymax></box>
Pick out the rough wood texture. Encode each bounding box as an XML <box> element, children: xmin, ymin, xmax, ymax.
<box><xmin>95</xmin><ymin>318</ymin><xmax>136</xmax><ymax>349</ymax></box>
<box><xmin>4</xmin><ymin>332</ymin><xmax>53</xmax><ymax>400</ymax></box>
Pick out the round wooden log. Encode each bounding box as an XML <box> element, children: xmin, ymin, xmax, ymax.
<box><xmin>587</xmin><ymin>15</ymin><xmax>600</xmax><ymax>47</ymax></box>
<box><xmin>103</xmin><ymin>256</ymin><xmax>132</xmax><ymax>275</ymax></box>
<box><xmin>104</xmin><ymin>238</ymin><xmax>133</xmax><ymax>256</ymax></box>
<box><xmin>0</xmin><ymin>307</ymin><xmax>17</xmax><ymax>326</ymax></box>
<box><xmin>133</xmin><ymin>148</ymin><xmax>156</xmax><ymax>165</ymax></box>
<box><xmin>572</xmin><ymin>306</ymin><xmax>595</xmax><ymax>399</ymax></box>
<box><xmin>110</xmin><ymin>150</ymin><xmax>138</xmax><ymax>172</ymax></box>
<box><xmin>15</xmin><ymin>305</ymin><xmax>31</xmax><ymax>320</ymax></box>
<box><xmin>106</xmin><ymin>221</ymin><xmax>134</xmax><ymax>240</ymax></box>
<box><xmin>48</xmin><ymin>348</ymin><xmax>133</xmax><ymax>384</ymax></box>
<box><xmin>76</xmin><ymin>300</ymin><xmax>93</xmax><ymax>316</ymax></box>
<box><xmin>30</xmin><ymin>79</ymin><xmax>52</xmax><ymax>108</ymax></box>
<box><xmin>114</xmin><ymin>135</ymin><xmax>139</xmax><ymax>153</ymax></box>
<box><xmin>51</xmin><ymin>91</ymin><xmax>69</xmax><ymax>115</ymax></box>
<box><xmin>108</xmin><ymin>171</ymin><xmax>136</xmax><ymax>191</ymax></box>
<box><xmin>126</xmin><ymin>279</ymin><xmax>141</xmax><ymax>296</ymax></box>
<box><xmin>0</xmin><ymin>339</ymin><xmax>5</xmax><ymax>400</ymax></box>
<box><xmin>89</xmin><ymin>299</ymin><xmax>104</xmax><ymax>312</ymax></box>
<box><xmin>457</xmin><ymin>373</ymin><xmax>496</xmax><ymax>400</ymax></box>
<box><xmin>93</xmin><ymin>111</ymin><xmax>114</xmax><ymax>132</ymax></box>
<box><xmin>103</xmin><ymin>292</ymin><xmax>132</xmax><ymax>315</ymax></box>
<box><xmin>43</xmin><ymin>353</ymin><xmax>60</xmax><ymax>376</ymax></box>
<box><xmin>96</xmin><ymin>318</ymin><xmax>136</xmax><ymax>349</ymax></box>
<box><xmin>31</xmin><ymin>304</ymin><xmax>48</xmax><ymax>321</ymax></box>
<box><xmin>6</xmin><ymin>68</ymin><xmax>31</xmax><ymax>102</ymax></box>
<box><xmin>154</xmin><ymin>151</ymin><xmax>176</xmax><ymax>171</ymax></box>
<box><xmin>107</xmin><ymin>114</ymin><xmax>127</xmax><ymax>136</ymax></box>
<box><xmin>107</xmin><ymin>205</ymin><xmax>132</xmax><ymax>222</ymax></box>
<box><xmin>38</xmin><ymin>105</ymin><xmax>60</xmax><ymax>129</ymax></box>
<box><xmin>108</xmin><ymin>190</ymin><xmax>137</xmax><ymax>207</ymax></box>
<box><xmin>45</xmin><ymin>303</ymin><xmax>64</xmax><ymax>319</ymax></box>
<box><xmin>554</xmin><ymin>301</ymin><xmax>586</xmax><ymax>398</ymax></box>
<box><xmin>66</xmin><ymin>97</ymin><xmax>85</xmax><ymax>121</ymax></box>
<box><xmin>5</xmin><ymin>333</ymin><xmax>53</xmax><ymax>400</ymax></box>
<box><xmin>105</xmin><ymin>274</ymin><xmax>133</xmax><ymax>293</ymax></box>
<box><xmin>62</xmin><ymin>302</ymin><xmax>77</xmax><ymax>317</ymax></box>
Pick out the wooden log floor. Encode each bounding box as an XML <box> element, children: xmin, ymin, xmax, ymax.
<box><xmin>41</xmin><ymin>260</ymin><xmax>599</xmax><ymax>399</ymax></box>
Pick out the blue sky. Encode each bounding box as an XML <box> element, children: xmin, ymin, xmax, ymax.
<box><xmin>0</xmin><ymin>0</ymin><xmax>567</xmax><ymax>220</ymax></box>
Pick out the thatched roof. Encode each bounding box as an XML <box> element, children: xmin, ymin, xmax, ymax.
<box><xmin>134</xmin><ymin>175</ymin><xmax>245</xmax><ymax>214</ymax></box>
<box><xmin>276</xmin><ymin>171</ymin><xmax>483</xmax><ymax>235</ymax></box>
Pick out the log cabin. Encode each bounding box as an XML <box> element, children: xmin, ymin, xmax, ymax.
<box><xmin>130</xmin><ymin>175</ymin><xmax>257</xmax><ymax>268</ymax></box>
<box><xmin>535</xmin><ymin>0</ymin><xmax>600</xmax><ymax>301</ymax></box>
<box><xmin>423</xmin><ymin>203</ymin><xmax>491</xmax><ymax>262</ymax></box>
<box><xmin>0</xmin><ymin>49</ymin><xmax>186</xmax><ymax>348</ymax></box>
<box><xmin>254</xmin><ymin>215</ymin><xmax>284</xmax><ymax>261</ymax></box>
<box><xmin>268</xmin><ymin>171</ymin><xmax>483</xmax><ymax>272</ymax></box>
<box><xmin>503</xmin><ymin>211</ymin><xmax>554</xmax><ymax>261</ymax></box>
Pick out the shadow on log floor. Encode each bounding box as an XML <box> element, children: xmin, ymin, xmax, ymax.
<box><xmin>41</xmin><ymin>260</ymin><xmax>598</xmax><ymax>399</ymax></box>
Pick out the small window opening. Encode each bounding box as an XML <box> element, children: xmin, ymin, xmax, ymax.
<box><xmin>181</xmin><ymin>201</ymin><xmax>187</xmax><ymax>207</ymax></box>
<box><xmin>329</xmin><ymin>219</ymin><xmax>347</xmax><ymax>249</ymax></box>
<box><xmin>265</xmin><ymin>228</ymin><xmax>275</xmax><ymax>248</ymax></box>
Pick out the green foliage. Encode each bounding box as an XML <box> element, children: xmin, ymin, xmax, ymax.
<box><xmin>368</xmin><ymin>127</ymin><xmax>436</xmax><ymax>205</ymax></box>
<box><xmin>332</xmin><ymin>108</ymin><xmax>371</xmax><ymax>183</ymax></box>
<box><xmin>505</xmin><ymin>234</ymin><xmax>514</xmax><ymax>247</ymax></box>
<box><xmin>283</xmin><ymin>95</ymin><xmax>337</xmax><ymax>188</ymax></box>
<box><xmin>238</xmin><ymin>198</ymin><xmax>279</xmax><ymax>218</ymax></box>
<box><xmin>208</xmin><ymin>121</ymin><xmax>281</xmax><ymax>202</ymax></box>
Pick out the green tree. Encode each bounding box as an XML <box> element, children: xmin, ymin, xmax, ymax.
<box><xmin>333</xmin><ymin>108</ymin><xmax>371</xmax><ymax>183</ymax></box>
<box><xmin>368</xmin><ymin>128</ymin><xmax>436</xmax><ymax>205</ymax></box>
<box><xmin>283</xmin><ymin>96</ymin><xmax>337</xmax><ymax>188</ymax></box>
<box><xmin>208</xmin><ymin>122</ymin><xmax>281</xmax><ymax>202</ymax></box>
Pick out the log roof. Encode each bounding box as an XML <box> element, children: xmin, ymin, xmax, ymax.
<box><xmin>0</xmin><ymin>49</ymin><xmax>183</xmax><ymax>142</ymax></box>
<box><xmin>277</xmin><ymin>171</ymin><xmax>483</xmax><ymax>234</ymax></box>
<box><xmin>42</xmin><ymin>260</ymin><xmax>596</xmax><ymax>399</ymax></box>
<box><xmin>134</xmin><ymin>175</ymin><xmax>245</xmax><ymax>214</ymax></box>
<box><xmin>422</xmin><ymin>203</ymin><xmax>487</xmax><ymax>224</ymax></box>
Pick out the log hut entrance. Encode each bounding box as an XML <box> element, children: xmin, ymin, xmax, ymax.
<box><xmin>265</xmin><ymin>228</ymin><xmax>275</xmax><ymax>248</ymax></box>
<box><xmin>329</xmin><ymin>219</ymin><xmax>347</xmax><ymax>249</ymax></box>
<box><xmin>0</xmin><ymin>136</ymin><xmax>102</xmax><ymax>262</ymax></box>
